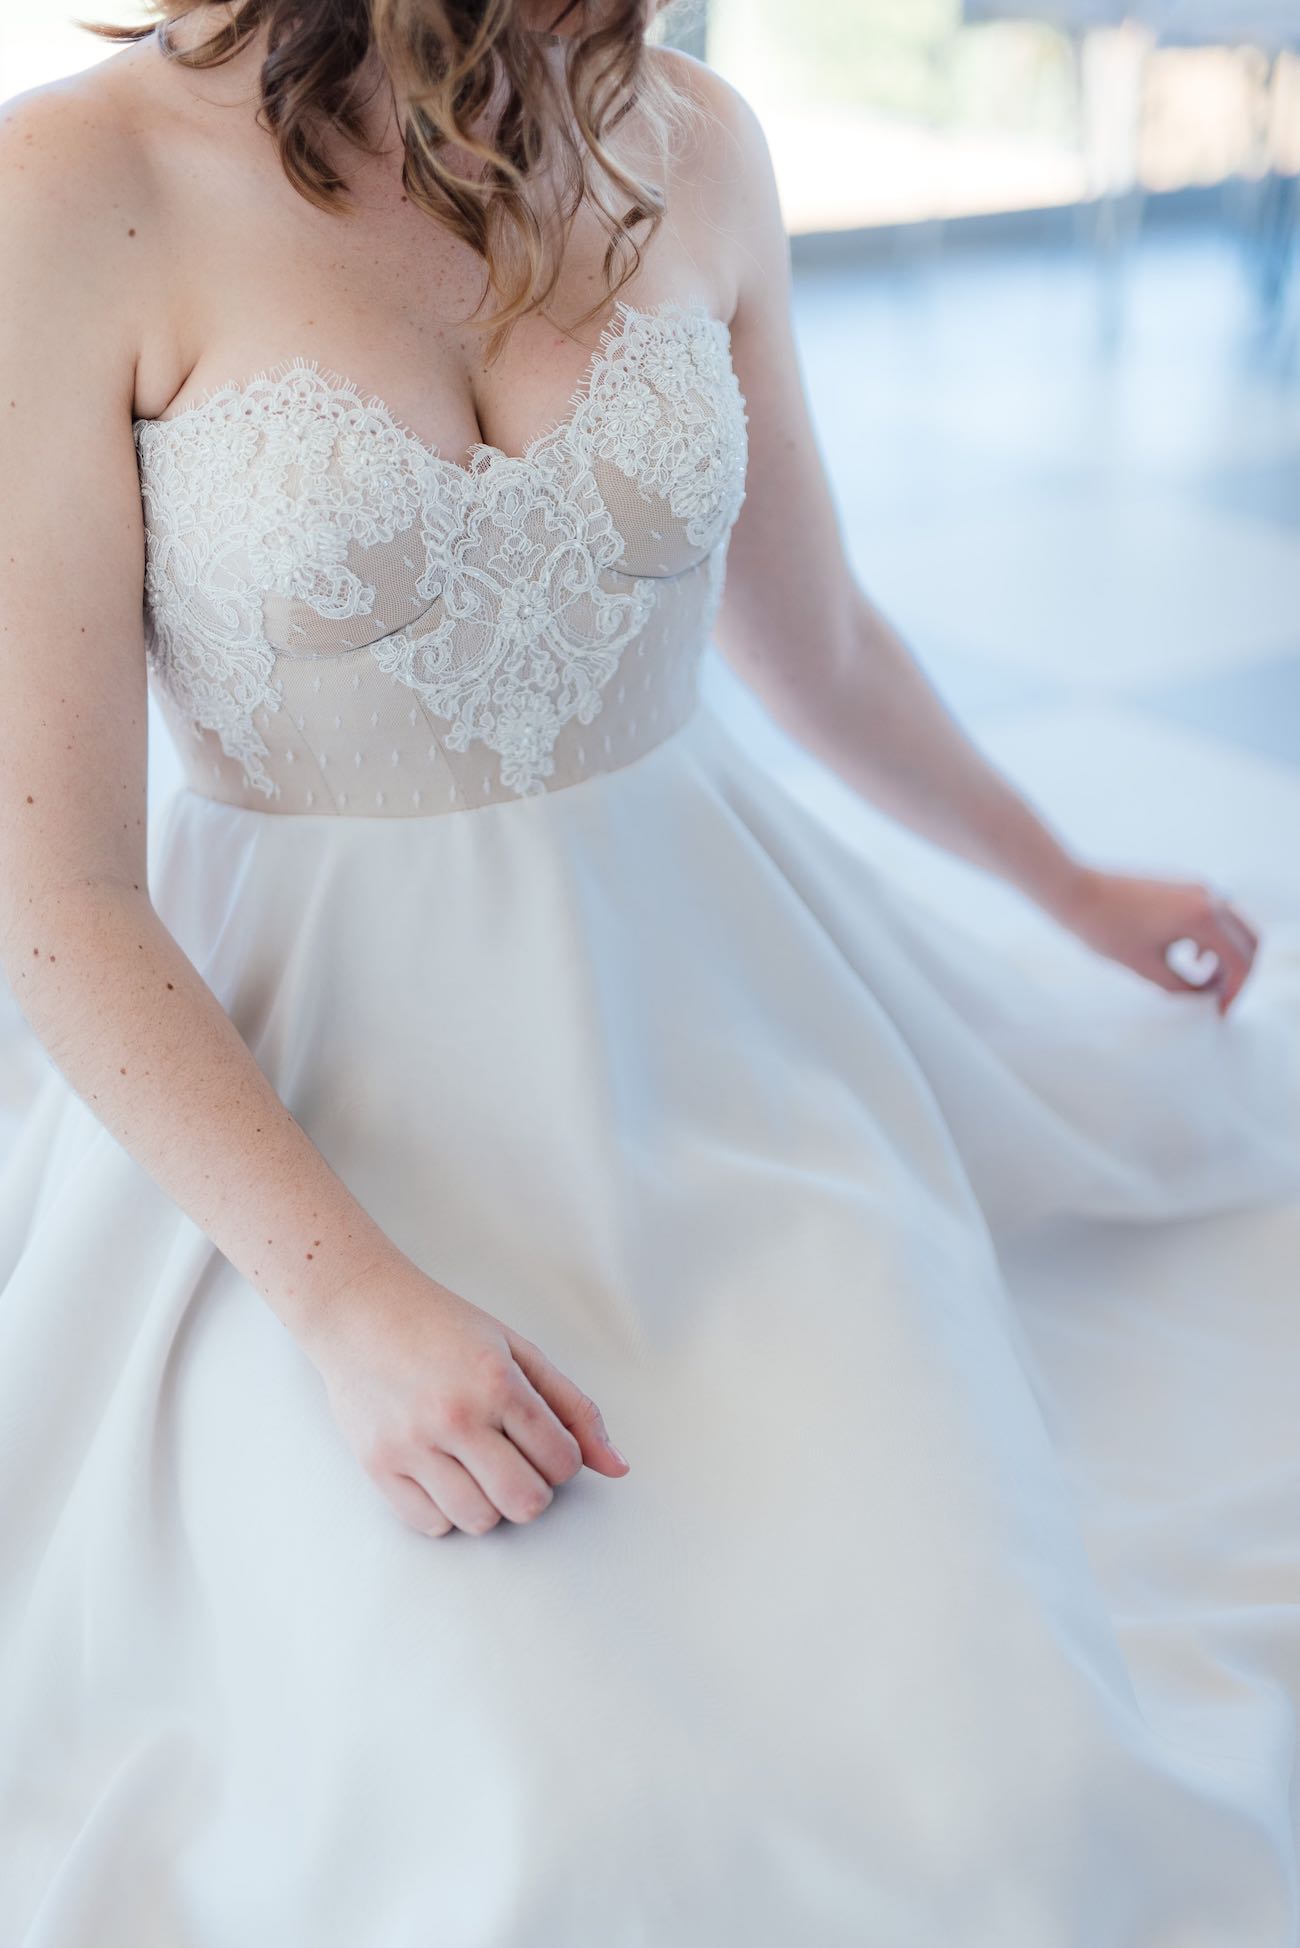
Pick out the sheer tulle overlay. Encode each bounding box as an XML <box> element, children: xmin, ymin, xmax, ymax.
<box><xmin>4</xmin><ymin>298</ymin><xmax>1300</xmax><ymax>1946</ymax></box>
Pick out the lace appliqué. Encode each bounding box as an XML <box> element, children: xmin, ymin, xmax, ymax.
<box><xmin>571</xmin><ymin>304</ymin><xmax>750</xmax><ymax>551</ymax></box>
<box><xmin>137</xmin><ymin>379</ymin><xmax>430</xmax><ymax>797</ymax></box>
<box><xmin>370</xmin><ymin>455</ymin><xmax>658</xmax><ymax>795</ymax></box>
<box><xmin>133</xmin><ymin>299</ymin><xmax>749</xmax><ymax>802</ymax></box>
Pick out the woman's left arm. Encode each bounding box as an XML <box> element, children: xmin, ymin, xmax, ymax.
<box><xmin>696</xmin><ymin>67</ymin><xmax>1256</xmax><ymax>1013</ymax></box>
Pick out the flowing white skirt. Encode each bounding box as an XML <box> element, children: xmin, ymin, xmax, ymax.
<box><xmin>4</xmin><ymin>697</ymin><xmax>1300</xmax><ymax>1946</ymax></box>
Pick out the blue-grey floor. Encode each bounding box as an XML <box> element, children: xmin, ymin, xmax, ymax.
<box><xmin>799</xmin><ymin>229</ymin><xmax>1299</xmax><ymax>742</ymax></box>
<box><xmin>703</xmin><ymin>224</ymin><xmax>1300</xmax><ymax>951</ymax></box>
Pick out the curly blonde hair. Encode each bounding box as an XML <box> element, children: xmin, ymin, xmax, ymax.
<box><xmin>80</xmin><ymin>0</ymin><xmax>699</xmax><ymax>357</ymax></box>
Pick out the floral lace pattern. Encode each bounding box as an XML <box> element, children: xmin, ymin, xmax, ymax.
<box><xmin>574</xmin><ymin>305</ymin><xmax>749</xmax><ymax>550</ymax></box>
<box><xmin>133</xmin><ymin>298</ymin><xmax>749</xmax><ymax>803</ymax></box>
<box><xmin>369</xmin><ymin>453</ymin><xmax>658</xmax><ymax>796</ymax></box>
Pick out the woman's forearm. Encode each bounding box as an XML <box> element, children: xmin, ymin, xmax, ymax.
<box><xmin>0</xmin><ymin>874</ymin><xmax>400</xmax><ymax>1349</ymax></box>
<box><xmin>772</xmin><ymin>589</ymin><xmax>1088</xmax><ymax>921</ymax></box>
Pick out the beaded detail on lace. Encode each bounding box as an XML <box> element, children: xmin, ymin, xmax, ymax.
<box><xmin>133</xmin><ymin>298</ymin><xmax>749</xmax><ymax>809</ymax></box>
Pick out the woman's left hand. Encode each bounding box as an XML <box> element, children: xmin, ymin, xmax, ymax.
<box><xmin>1053</xmin><ymin>867</ymin><xmax>1260</xmax><ymax>1015</ymax></box>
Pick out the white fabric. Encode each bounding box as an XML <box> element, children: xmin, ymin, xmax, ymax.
<box><xmin>5</xmin><ymin>292</ymin><xmax>1300</xmax><ymax>1944</ymax></box>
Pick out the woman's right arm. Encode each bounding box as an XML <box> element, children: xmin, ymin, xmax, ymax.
<box><xmin>0</xmin><ymin>79</ymin><xmax>628</xmax><ymax>1535</ymax></box>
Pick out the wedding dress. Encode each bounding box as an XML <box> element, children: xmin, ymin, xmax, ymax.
<box><xmin>4</xmin><ymin>292</ymin><xmax>1300</xmax><ymax>1946</ymax></box>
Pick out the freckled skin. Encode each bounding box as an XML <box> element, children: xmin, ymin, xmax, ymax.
<box><xmin>0</xmin><ymin>18</ymin><xmax>651</xmax><ymax>1539</ymax></box>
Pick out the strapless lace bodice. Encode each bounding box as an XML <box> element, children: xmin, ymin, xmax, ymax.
<box><xmin>133</xmin><ymin>297</ymin><xmax>748</xmax><ymax>818</ymax></box>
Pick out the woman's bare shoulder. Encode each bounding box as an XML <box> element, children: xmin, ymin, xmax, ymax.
<box><xmin>0</xmin><ymin>24</ymin><xmax>258</xmax><ymax>240</ymax></box>
<box><xmin>0</xmin><ymin>46</ymin><xmax>186</xmax><ymax>422</ymax></box>
<box><xmin>644</xmin><ymin>41</ymin><xmax>769</xmax><ymax>148</ymax></box>
<box><xmin>641</xmin><ymin>45</ymin><xmax>785</xmax><ymax>314</ymax></box>
<box><xmin>0</xmin><ymin>32</ymin><xmax>252</xmax><ymax>409</ymax></box>
<box><xmin>0</xmin><ymin>42</ymin><xmax>176</xmax><ymax>255</ymax></box>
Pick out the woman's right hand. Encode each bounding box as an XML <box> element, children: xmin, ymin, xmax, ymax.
<box><xmin>299</xmin><ymin>1252</ymin><xmax>631</xmax><ymax>1538</ymax></box>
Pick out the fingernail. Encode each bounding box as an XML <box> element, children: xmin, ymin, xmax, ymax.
<box><xmin>608</xmin><ymin>1443</ymin><xmax>630</xmax><ymax>1468</ymax></box>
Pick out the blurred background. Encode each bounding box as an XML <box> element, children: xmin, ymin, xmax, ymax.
<box><xmin>682</xmin><ymin>0</ymin><xmax>1300</xmax><ymax>965</ymax></box>
<box><xmin>1</xmin><ymin>1</ymin><xmax>1299</xmax><ymax>1131</ymax></box>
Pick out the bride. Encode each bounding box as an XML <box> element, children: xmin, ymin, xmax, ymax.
<box><xmin>3</xmin><ymin>1</ymin><xmax>1300</xmax><ymax>1940</ymax></box>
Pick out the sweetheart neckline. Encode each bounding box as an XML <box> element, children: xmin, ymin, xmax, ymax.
<box><xmin>132</xmin><ymin>295</ymin><xmax>735</xmax><ymax>485</ymax></box>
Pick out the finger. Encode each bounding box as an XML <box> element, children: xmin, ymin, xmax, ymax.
<box><xmin>383</xmin><ymin>1472</ymin><xmax>454</xmax><ymax>1539</ymax></box>
<box><xmin>1214</xmin><ymin>948</ymin><xmax>1253</xmax><ymax>1015</ymax></box>
<box><xmin>411</xmin><ymin>1449</ymin><xmax>503</xmax><ymax>1537</ymax></box>
<box><xmin>504</xmin><ymin>1333</ymin><xmax>630</xmax><ymax>1476</ymax></box>
<box><xmin>450</xmin><ymin>1423</ymin><xmax>559</xmax><ymax>1525</ymax></box>
<box><xmin>1215</xmin><ymin>959</ymin><xmax>1251</xmax><ymax>1015</ymax></box>
<box><xmin>1217</xmin><ymin>901</ymin><xmax>1260</xmax><ymax>963</ymax></box>
<box><xmin>1201</xmin><ymin>911</ymin><xmax>1256</xmax><ymax>1015</ymax></box>
<box><xmin>498</xmin><ymin>1372</ymin><xmax>585</xmax><ymax>1487</ymax></box>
